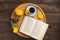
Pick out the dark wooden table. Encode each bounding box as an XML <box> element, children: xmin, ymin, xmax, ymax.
<box><xmin>0</xmin><ymin>0</ymin><xmax>60</xmax><ymax>40</ymax></box>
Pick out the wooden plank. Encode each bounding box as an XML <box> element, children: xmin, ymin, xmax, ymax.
<box><xmin>43</xmin><ymin>0</ymin><xmax>57</xmax><ymax>3</ymax></box>
<box><xmin>0</xmin><ymin>23</ymin><xmax>12</xmax><ymax>33</ymax></box>
<box><xmin>0</xmin><ymin>4</ymin><xmax>60</xmax><ymax>13</ymax></box>
<box><xmin>0</xmin><ymin>33</ymin><xmax>35</xmax><ymax>40</ymax></box>
<box><xmin>45</xmin><ymin>13</ymin><xmax>60</xmax><ymax>23</ymax></box>
<box><xmin>0</xmin><ymin>0</ymin><xmax>40</xmax><ymax>3</ymax></box>
<box><xmin>44</xmin><ymin>23</ymin><xmax>60</xmax><ymax>40</ymax></box>
<box><xmin>38</xmin><ymin>4</ymin><xmax>60</xmax><ymax>13</ymax></box>
<box><xmin>0</xmin><ymin>0</ymin><xmax>58</xmax><ymax>3</ymax></box>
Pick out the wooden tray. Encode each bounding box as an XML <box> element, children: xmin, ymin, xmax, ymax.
<box><xmin>11</xmin><ymin>3</ymin><xmax>46</xmax><ymax>38</ymax></box>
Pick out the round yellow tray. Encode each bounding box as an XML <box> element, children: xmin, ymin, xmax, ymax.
<box><xmin>11</xmin><ymin>3</ymin><xmax>46</xmax><ymax>38</ymax></box>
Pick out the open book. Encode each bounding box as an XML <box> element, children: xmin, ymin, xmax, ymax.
<box><xmin>19</xmin><ymin>16</ymin><xmax>49</xmax><ymax>40</ymax></box>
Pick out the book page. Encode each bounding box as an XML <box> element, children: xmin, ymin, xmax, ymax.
<box><xmin>30</xmin><ymin>20</ymin><xmax>49</xmax><ymax>40</ymax></box>
<box><xmin>19</xmin><ymin>16</ymin><xmax>36</xmax><ymax>35</ymax></box>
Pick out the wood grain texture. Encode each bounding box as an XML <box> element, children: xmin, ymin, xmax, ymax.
<box><xmin>0</xmin><ymin>0</ymin><xmax>60</xmax><ymax>40</ymax></box>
